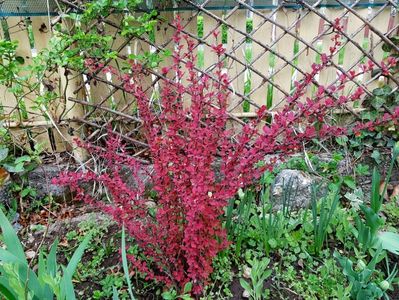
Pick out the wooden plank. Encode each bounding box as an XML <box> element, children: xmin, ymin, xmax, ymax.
<box><xmin>296</xmin><ymin>9</ymin><xmax>323</xmax><ymax>100</ymax></box>
<box><xmin>251</xmin><ymin>9</ymin><xmax>272</xmax><ymax>110</ymax></box>
<box><xmin>225</xmin><ymin>9</ymin><xmax>246</xmax><ymax>114</ymax></box>
<box><xmin>51</xmin><ymin>127</ymin><xmax>67</xmax><ymax>152</ymax></box>
<box><xmin>179</xmin><ymin>10</ymin><xmax>200</xmax><ymax>107</ymax></box>
<box><xmin>7</xmin><ymin>17</ymin><xmax>33</xmax><ymax>121</ymax></box>
<box><xmin>340</xmin><ymin>9</ymin><xmax>368</xmax><ymax>98</ymax></box>
<box><xmin>30</xmin><ymin>16</ymin><xmax>60</xmax><ymax>150</ymax></box>
<box><xmin>7</xmin><ymin>17</ymin><xmax>34</xmax><ymax>149</ymax></box>
<box><xmin>202</xmin><ymin>12</ymin><xmax>221</xmax><ymax>71</ymax></box>
<box><xmin>115</xmin><ymin>12</ymin><xmax>153</xmax><ymax>114</ymax></box>
<box><xmin>60</xmin><ymin>67</ymin><xmax>86</xmax><ymax>160</ymax></box>
<box><xmin>272</xmin><ymin>9</ymin><xmax>298</xmax><ymax>109</ymax></box>
<box><xmin>368</xmin><ymin>7</ymin><xmax>396</xmax><ymax>92</ymax></box>
<box><xmin>0</xmin><ymin>18</ymin><xmax>16</xmax><ymax>119</ymax></box>
<box><xmin>156</xmin><ymin>11</ymin><xmax>175</xmax><ymax>79</ymax></box>
<box><xmin>106</xmin><ymin>13</ymin><xmax>131</xmax><ymax>114</ymax></box>
<box><xmin>30</xmin><ymin>16</ymin><xmax>52</xmax><ymax>52</ymax></box>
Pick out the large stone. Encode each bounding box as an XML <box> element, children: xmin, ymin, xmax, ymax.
<box><xmin>45</xmin><ymin>212</ymin><xmax>113</xmax><ymax>235</ymax></box>
<box><xmin>120</xmin><ymin>164</ymin><xmax>154</xmax><ymax>189</ymax></box>
<box><xmin>27</xmin><ymin>164</ymin><xmax>70</xmax><ymax>201</ymax></box>
<box><xmin>316</xmin><ymin>153</ymin><xmax>352</xmax><ymax>176</ymax></box>
<box><xmin>271</xmin><ymin>169</ymin><xmax>325</xmax><ymax>210</ymax></box>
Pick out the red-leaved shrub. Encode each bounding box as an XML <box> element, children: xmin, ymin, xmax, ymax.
<box><xmin>54</xmin><ymin>17</ymin><xmax>397</xmax><ymax>294</ymax></box>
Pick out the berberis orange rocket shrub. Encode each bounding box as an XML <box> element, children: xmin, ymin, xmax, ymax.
<box><xmin>54</xmin><ymin>17</ymin><xmax>397</xmax><ymax>294</ymax></box>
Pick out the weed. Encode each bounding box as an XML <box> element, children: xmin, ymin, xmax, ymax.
<box><xmin>309</xmin><ymin>182</ymin><xmax>341</xmax><ymax>255</ymax></box>
<box><xmin>239</xmin><ymin>257</ymin><xmax>271</xmax><ymax>300</ymax></box>
<box><xmin>334</xmin><ymin>247</ymin><xmax>396</xmax><ymax>300</ymax></box>
<box><xmin>0</xmin><ymin>208</ymin><xmax>91</xmax><ymax>299</ymax></box>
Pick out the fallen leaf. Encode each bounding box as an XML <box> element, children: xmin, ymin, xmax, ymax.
<box><xmin>0</xmin><ymin>168</ymin><xmax>10</xmax><ymax>186</ymax></box>
<box><xmin>391</xmin><ymin>184</ymin><xmax>399</xmax><ymax>202</ymax></box>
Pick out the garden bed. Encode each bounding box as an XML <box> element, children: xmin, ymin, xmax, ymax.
<box><xmin>8</xmin><ymin>147</ymin><xmax>399</xmax><ymax>300</ymax></box>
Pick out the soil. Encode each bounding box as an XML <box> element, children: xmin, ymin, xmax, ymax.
<box><xmin>21</xmin><ymin>207</ymin><xmax>124</xmax><ymax>298</ymax></box>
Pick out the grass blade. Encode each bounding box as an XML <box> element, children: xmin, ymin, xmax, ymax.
<box><xmin>65</xmin><ymin>234</ymin><xmax>91</xmax><ymax>276</ymax></box>
<box><xmin>122</xmin><ymin>226</ymin><xmax>135</xmax><ymax>300</ymax></box>
<box><xmin>0</xmin><ymin>277</ymin><xmax>17</xmax><ymax>300</ymax></box>
<box><xmin>112</xmin><ymin>286</ymin><xmax>119</xmax><ymax>300</ymax></box>
<box><xmin>47</xmin><ymin>239</ymin><xmax>58</xmax><ymax>277</ymax></box>
<box><xmin>60</xmin><ymin>234</ymin><xmax>91</xmax><ymax>300</ymax></box>
<box><xmin>61</xmin><ymin>266</ymin><xmax>76</xmax><ymax>300</ymax></box>
<box><xmin>0</xmin><ymin>209</ymin><xmax>27</xmax><ymax>264</ymax></box>
<box><xmin>371</xmin><ymin>168</ymin><xmax>381</xmax><ymax>213</ymax></box>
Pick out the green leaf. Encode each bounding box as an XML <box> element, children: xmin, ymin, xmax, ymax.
<box><xmin>47</xmin><ymin>239</ymin><xmax>58</xmax><ymax>278</ymax></box>
<box><xmin>393</xmin><ymin>141</ymin><xmax>399</xmax><ymax>158</ymax></box>
<box><xmin>161</xmin><ymin>291</ymin><xmax>175</xmax><ymax>300</ymax></box>
<box><xmin>65</xmin><ymin>234</ymin><xmax>91</xmax><ymax>276</ymax></box>
<box><xmin>371</xmin><ymin>68</ymin><xmax>382</xmax><ymax>78</ymax></box>
<box><xmin>343</xmin><ymin>176</ymin><xmax>356</xmax><ymax>189</ymax></box>
<box><xmin>355</xmin><ymin>164</ymin><xmax>370</xmax><ymax>176</ymax></box>
<box><xmin>21</xmin><ymin>188</ymin><xmax>31</xmax><ymax>198</ymax></box>
<box><xmin>3</xmin><ymin>163</ymin><xmax>24</xmax><ymax>173</ymax></box>
<box><xmin>0</xmin><ymin>277</ymin><xmax>17</xmax><ymax>300</ymax></box>
<box><xmin>183</xmin><ymin>282</ymin><xmax>192</xmax><ymax>294</ymax></box>
<box><xmin>61</xmin><ymin>266</ymin><xmax>76</xmax><ymax>300</ymax></box>
<box><xmin>60</xmin><ymin>234</ymin><xmax>91</xmax><ymax>300</ymax></box>
<box><xmin>239</xmin><ymin>278</ymin><xmax>251</xmax><ymax>293</ymax></box>
<box><xmin>268</xmin><ymin>238</ymin><xmax>277</xmax><ymax>248</ymax></box>
<box><xmin>371</xmin><ymin>150</ymin><xmax>381</xmax><ymax>164</ymax></box>
<box><xmin>336</xmin><ymin>135</ymin><xmax>348</xmax><ymax>146</ymax></box>
<box><xmin>112</xmin><ymin>286</ymin><xmax>119</xmax><ymax>300</ymax></box>
<box><xmin>373</xmin><ymin>86</ymin><xmax>392</xmax><ymax>97</ymax></box>
<box><xmin>382</xmin><ymin>43</ymin><xmax>393</xmax><ymax>52</ymax></box>
<box><xmin>122</xmin><ymin>226</ymin><xmax>135</xmax><ymax>300</ymax></box>
<box><xmin>0</xmin><ymin>208</ymin><xmax>27</xmax><ymax>264</ymax></box>
<box><xmin>377</xmin><ymin>231</ymin><xmax>399</xmax><ymax>255</ymax></box>
<box><xmin>333</xmin><ymin>251</ymin><xmax>357</xmax><ymax>278</ymax></box>
<box><xmin>370</xmin><ymin>96</ymin><xmax>385</xmax><ymax>110</ymax></box>
<box><xmin>38</xmin><ymin>251</ymin><xmax>46</xmax><ymax>282</ymax></box>
<box><xmin>371</xmin><ymin>168</ymin><xmax>381</xmax><ymax>213</ymax></box>
<box><xmin>0</xmin><ymin>253</ymin><xmax>44</xmax><ymax>299</ymax></box>
<box><xmin>14</xmin><ymin>155</ymin><xmax>31</xmax><ymax>164</ymax></box>
<box><xmin>391</xmin><ymin>36</ymin><xmax>399</xmax><ymax>45</ymax></box>
<box><xmin>0</xmin><ymin>148</ymin><xmax>8</xmax><ymax>162</ymax></box>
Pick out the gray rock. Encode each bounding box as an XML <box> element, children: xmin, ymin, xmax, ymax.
<box><xmin>46</xmin><ymin>212</ymin><xmax>113</xmax><ymax>235</ymax></box>
<box><xmin>27</xmin><ymin>164</ymin><xmax>70</xmax><ymax>201</ymax></box>
<box><xmin>120</xmin><ymin>164</ymin><xmax>154</xmax><ymax>189</ymax></box>
<box><xmin>316</xmin><ymin>153</ymin><xmax>352</xmax><ymax>175</ymax></box>
<box><xmin>0</xmin><ymin>182</ymin><xmax>12</xmax><ymax>204</ymax></box>
<box><xmin>12</xmin><ymin>212</ymin><xmax>22</xmax><ymax>232</ymax></box>
<box><xmin>271</xmin><ymin>169</ymin><xmax>325</xmax><ymax>210</ymax></box>
<box><xmin>0</xmin><ymin>183</ymin><xmax>21</xmax><ymax>230</ymax></box>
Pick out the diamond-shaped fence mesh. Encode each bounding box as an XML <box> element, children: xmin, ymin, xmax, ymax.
<box><xmin>0</xmin><ymin>0</ymin><xmax>58</xmax><ymax>16</ymax></box>
<box><xmin>0</xmin><ymin>0</ymin><xmax>398</xmax><ymax>156</ymax></box>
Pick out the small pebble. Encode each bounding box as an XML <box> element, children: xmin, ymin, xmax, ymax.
<box><xmin>25</xmin><ymin>250</ymin><xmax>36</xmax><ymax>260</ymax></box>
<box><xmin>243</xmin><ymin>266</ymin><xmax>251</xmax><ymax>278</ymax></box>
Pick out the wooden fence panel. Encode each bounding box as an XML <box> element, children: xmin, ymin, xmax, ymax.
<box><xmin>272</xmin><ymin>9</ymin><xmax>298</xmax><ymax>108</ymax></box>
<box><xmin>0</xmin><ymin>2</ymin><xmax>397</xmax><ymax>154</ymax></box>
<box><xmin>251</xmin><ymin>9</ymin><xmax>272</xmax><ymax>111</ymax></box>
<box><xmin>226</xmin><ymin>9</ymin><xmax>247</xmax><ymax>114</ymax></box>
<box><xmin>28</xmin><ymin>16</ymin><xmax>58</xmax><ymax>151</ymax></box>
